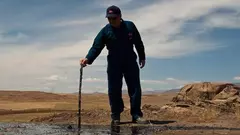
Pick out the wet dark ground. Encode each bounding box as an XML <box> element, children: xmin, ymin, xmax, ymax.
<box><xmin>1</xmin><ymin>122</ymin><xmax>240</xmax><ymax>135</ymax></box>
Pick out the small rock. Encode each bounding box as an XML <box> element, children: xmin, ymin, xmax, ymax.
<box><xmin>161</xmin><ymin>105</ymin><xmax>172</xmax><ymax>110</ymax></box>
<box><xmin>172</xmin><ymin>107</ymin><xmax>190</xmax><ymax>114</ymax></box>
<box><xmin>67</xmin><ymin>125</ymin><xmax>72</xmax><ymax>129</ymax></box>
<box><xmin>142</xmin><ymin>104</ymin><xmax>161</xmax><ymax>111</ymax></box>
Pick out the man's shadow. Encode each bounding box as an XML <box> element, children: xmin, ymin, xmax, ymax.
<box><xmin>148</xmin><ymin>120</ymin><xmax>176</xmax><ymax>124</ymax></box>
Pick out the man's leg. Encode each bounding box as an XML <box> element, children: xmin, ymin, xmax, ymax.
<box><xmin>123</xmin><ymin>61</ymin><xmax>143</xmax><ymax>119</ymax></box>
<box><xmin>107</xmin><ymin>65</ymin><xmax>124</xmax><ymax>122</ymax></box>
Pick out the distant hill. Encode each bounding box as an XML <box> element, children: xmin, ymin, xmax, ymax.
<box><xmin>72</xmin><ymin>82</ymin><xmax>240</xmax><ymax>95</ymax></box>
<box><xmin>73</xmin><ymin>90</ymin><xmax>165</xmax><ymax>95</ymax></box>
<box><xmin>123</xmin><ymin>89</ymin><xmax>164</xmax><ymax>95</ymax></box>
<box><xmin>78</xmin><ymin>82</ymin><xmax>239</xmax><ymax>95</ymax></box>
<box><xmin>142</xmin><ymin>90</ymin><xmax>164</xmax><ymax>95</ymax></box>
<box><xmin>72</xmin><ymin>91</ymin><xmax>106</xmax><ymax>95</ymax></box>
<box><xmin>234</xmin><ymin>83</ymin><xmax>240</xmax><ymax>87</ymax></box>
<box><xmin>0</xmin><ymin>90</ymin><xmax>76</xmax><ymax>101</ymax></box>
<box><xmin>162</xmin><ymin>88</ymin><xmax>180</xmax><ymax>94</ymax></box>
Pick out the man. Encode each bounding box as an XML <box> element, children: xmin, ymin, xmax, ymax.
<box><xmin>80</xmin><ymin>5</ymin><xmax>147</xmax><ymax>125</ymax></box>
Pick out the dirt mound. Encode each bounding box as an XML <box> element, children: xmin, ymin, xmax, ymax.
<box><xmin>30</xmin><ymin>112</ymin><xmax>76</xmax><ymax>123</ymax></box>
<box><xmin>139</xmin><ymin>82</ymin><xmax>240</xmax><ymax>123</ymax></box>
<box><xmin>172</xmin><ymin>82</ymin><xmax>240</xmax><ymax>106</ymax></box>
<box><xmin>142</xmin><ymin>104</ymin><xmax>161</xmax><ymax>111</ymax></box>
<box><xmin>30</xmin><ymin>109</ymin><xmax>111</xmax><ymax>124</ymax></box>
<box><xmin>0</xmin><ymin>91</ymin><xmax>77</xmax><ymax>102</ymax></box>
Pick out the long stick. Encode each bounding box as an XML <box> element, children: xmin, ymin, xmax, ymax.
<box><xmin>78</xmin><ymin>65</ymin><xmax>83</xmax><ymax>133</ymax></box>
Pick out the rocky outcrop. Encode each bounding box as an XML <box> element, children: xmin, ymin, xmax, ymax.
<box><xmin>172</xmin><ymin>82</ymin><xmax>240</xmax><ymax>105</ymax></box>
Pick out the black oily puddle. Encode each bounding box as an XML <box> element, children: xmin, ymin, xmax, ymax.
<box><xmin>0</xmin><ymin>122</ymin><xmax>163</xmax><ymax>135</ymax></box>
<box><xmin>1</xmin><ymin>121</ymin><xmax>240</xmax><ymax>135</ymax></box>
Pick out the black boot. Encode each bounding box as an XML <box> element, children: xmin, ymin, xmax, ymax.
<box><xmin>111</xmin><ymin>114</ymin><xmax>120</xmax><ymax>125</ymax></box>
<box><xmin>111</xmin><ymin>119</ymin><xmax>120</xmax><ymax>126</ymax></box>
<box><xmin>132</xmin><ymin>115</ymin><xmax>148</xmax><ymax>124</ymax></box>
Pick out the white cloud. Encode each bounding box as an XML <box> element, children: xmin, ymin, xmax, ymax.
<box><xmin>1</xmin><ymin>0</ymin><xmax>240</xmax><ymax>92</ymax></box>
<box><xmin>0</xmin><ymin>31</ymin><xmax>29</xmax><ymax>43</ymax></box>
<box><xmin>53</xmin><ymin>15</ymin><xmax>104</xmax><ymax>27</ymax></box>
<box><xmin>38</xmin><ymin>75</ymin><xmax>67</xmax><ymax>81</ymax></box>
<box><xmin>141</xmin><ymin>77</ymin><xmax>197</xmax><ymax>86</ymax></box>
<box><xmin>121</xmin><ymin>0</ymin><xmax>240</xmax><ymax>58</ymax></box>
<box><xmin>204</xmin><ymin>12</ymin><xmax>240</xmax><ymax>28</ymax></box>
<box><xmin>54</xmin><ymin>19</ymin><xmax>94</xmax><ymax>27</ymax></box>
<box><xmin>233</xmin><ymin>76</ymin><xmax>240</xmax><ymax>80</ymax></box>
<box><xmin>94</xmin><ymin>0</ymin><xmax>133</xmax><ymax>7</ymax></box>
<box><xmin>83</xmin><ymin>78</ymin><xmax>107</xmax><ymax>82</ymax></box>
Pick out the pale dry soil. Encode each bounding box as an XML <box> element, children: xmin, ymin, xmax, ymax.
<box><xmin>0</xmin><ymin>91</ymin><xmax>240</xmax><ymax>134</ymax></box>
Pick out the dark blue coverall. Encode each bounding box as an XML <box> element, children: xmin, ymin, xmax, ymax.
<box><xmin>85</xmin><ymin>19</ymin><xmax>146</xmax><ymax>120</ymax></box>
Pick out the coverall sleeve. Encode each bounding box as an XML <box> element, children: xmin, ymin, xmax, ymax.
<box><xmin>132</xmin><ymin>22</ymin><xmax>146</xmax><ymax>61</ymax></box>
<box><xmin>85</xmin><ymin>28</ymin><xmax>106</xmax><ymax>65</ymax></box>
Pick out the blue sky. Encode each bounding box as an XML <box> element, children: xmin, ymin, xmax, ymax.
<box><xmin>0</xmin><ymin>0</ymin><xmax>240</xmax><ymax>93</ymax></box>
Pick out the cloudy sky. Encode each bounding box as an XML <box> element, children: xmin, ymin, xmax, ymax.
<box><xmin>1</xmin><ymin>0</ymin><xmax>240</xmax><ymax>93</ymax></box>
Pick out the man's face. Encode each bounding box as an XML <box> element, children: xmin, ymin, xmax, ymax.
<box><xmin>107</xmin><ymin>16</ymin><xmax>121</xmax><ymax>27</ymax></box>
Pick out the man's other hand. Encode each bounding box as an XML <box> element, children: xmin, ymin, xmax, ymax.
<box><xmin>139</xmin><ymin>60</ymin><xmax>145</xmax><ymax>69</ymax></box>
<box><xmin>80</xmin><ymin>58</ymin><xmax>89</xmax><ymax>67</ymax></box>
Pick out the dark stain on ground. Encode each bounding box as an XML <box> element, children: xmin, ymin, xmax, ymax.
<box><xmin>1</xmin><ymin>122</ymin><xmax>240</xmax><ymax>135</ymax></box>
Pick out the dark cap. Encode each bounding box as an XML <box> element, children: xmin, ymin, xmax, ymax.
<box><xmin>106</xmin><ymin>5</ymin><xmax>121</xmax><ymax>18</ymax></box>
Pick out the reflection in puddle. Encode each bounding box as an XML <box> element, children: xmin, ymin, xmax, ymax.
<box><xmin>110</xmin><ymin>125</ymin><xmax>156</xmax><ymax>135</ymax></box>
<box><xmin>1</xmin><ymin>122</ymin><xmax>240</xmax><ymax>135</ymax></box>
<box><xmin>0</xmin><ymin>122</ymin><xmax>155</xmax><ymax>135</ymax></box>
<box><xmin>111</xmin><ymin>125</ymin><xmax>144</xmax><ymax>135</ymax></box>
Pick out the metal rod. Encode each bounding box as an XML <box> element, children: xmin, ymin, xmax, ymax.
<box><xmin>78</xmin><ymin>65</ymin><xmax>83</xmax><ymax>133</ymax></box>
